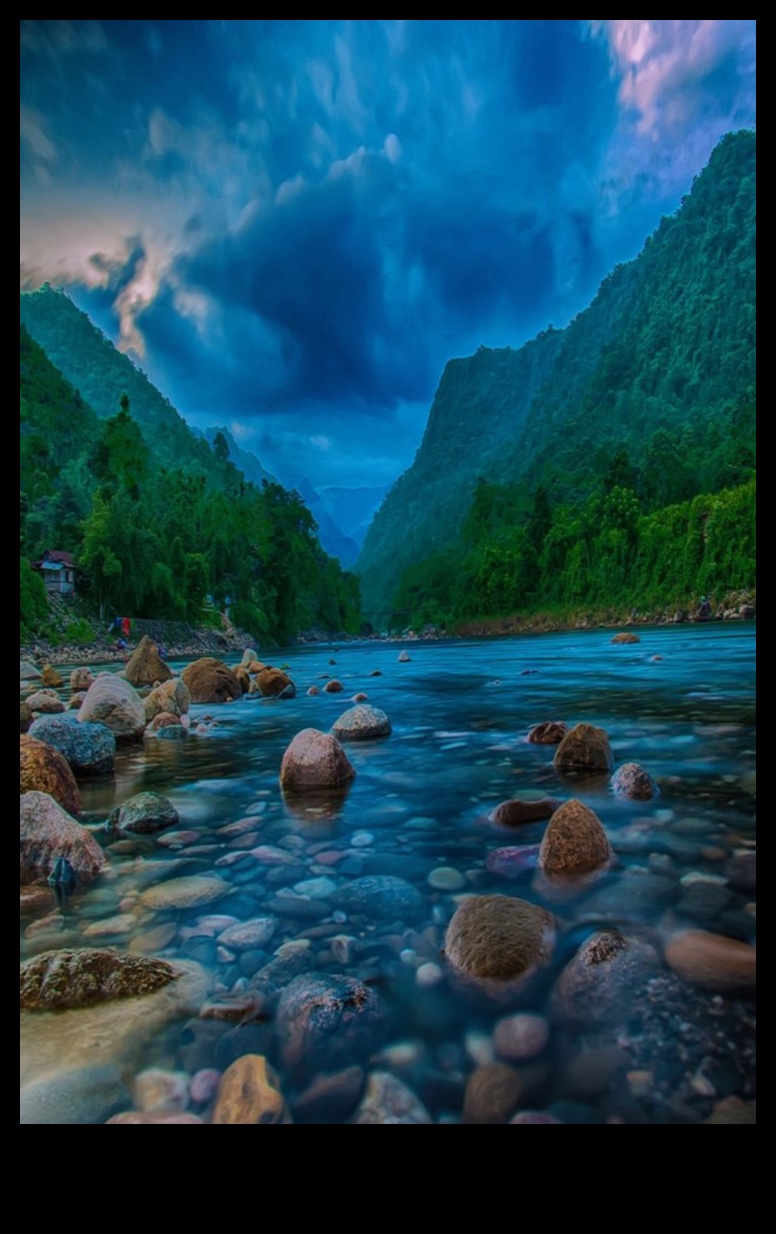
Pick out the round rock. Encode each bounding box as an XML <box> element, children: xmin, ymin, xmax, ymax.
<box><xmin>331</xmin><ymin>704</ymin><xmax>391</xmax><ymax>741</ymax></box>
<box><xmin>279</xmin><ymin>728</ymin><xmax>356</xmax><ymax>792</ymax></box>
<box><xmin>28</xmin><ymin>714</ymin><xmax>115</xmax><ymax>776</ymax></box>
<box><xmin>538</xmin><ymin>798</ymin><xmax>613</xmax><ymax>877</ymax></box>
<box><xmin>444</xmin><ymin>894</ymin><xmax>556</xmax><ymax>982</ymax></box>
<box><xmin>336</xmin><ymin>875</ymin><xmax>423</xmax><ymax>920</ymax></box>
<box><xmin>20</xmin><ymin>735</ymin><xmax>81</xmax><ymax>814</ymax></box>
<box><xmin>108</xmin><ymin>791</ymin><xmax>179</xmax><ymax>835</ymax></box>
<box><xmin>277</xmin><ymin>972</ymin><xmax>386</xmax><ymax>1073</ymax></box>
<box><xmin>611</xmin><ymin>762</ymin><xmax>659</xmax><ymax>800</ymax></box>
<box><xmin>553</xmin><ymin>723</ymin><xmax>614</xmax><ymax>774</ymax></box>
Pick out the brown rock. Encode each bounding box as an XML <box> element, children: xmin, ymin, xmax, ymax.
<box><xmin>78</xmin><ymin>674</ymin><xmax>146</xmax><ymax>740</ymax></box>
<box><xmin>323</xmin><ymin>679</ymin><xmax>344</xmax><ymax>693</ymax></box>
<box><xmin>255</xmin><ymin>667</ymin><xmax>296</xmax><ymax>698</ymax></box>
<box><xmin>538</xmin><ymin>798</ymin><xmax>613</xmax><ymax>877</ymax></box>
<box><xmin>20</xmin><ymin>700</ymin><xmax>32</xmax><ymax>732</ymax></box>
<box><xmin>20</xmin><ymin>948</ymin><xmax>176</xmax><ymax>1010</ymax></box>
<box><xmin>489</xmin><ymin>797</ymin><xmax>560</xmax><ymax>826</ymax></box>
<box><xmin>25</xmin><ymin>689</ymin><xmax>65</xmax><ymax>714</ymax></box>
<box><xmin>528</xmin><ymin>721</ymin><xmax>569</xmax><ymax>744</ymax></box>
<box><xmin>68</xmin><ymin>692</ymin><xmax>86</xmax><ymax>709</ymax></box>
<box><xmin>235</xmin><ymin>666</ymin><xmax>251</xmax><ymax>694</ymax></box>
<box><xmin>553</xmin><ymin>723</ymin><xmax>614</xmax><ymax>774</ymax></box>
<box><xmin>20</xmin><ymin>885</ymin><xmax>56</xmax><ymax>915</ymax></box>
<box><xmin>212</xmin><ymin>1054</ymin><xmax>291</xmax><ymax>1124</ymax></box>
<box><xmin>146</xmin><ymin>711</ymin><xmax>182</xmax><ymax>733</ymax></box>
<box><xmin>124</xmin><ymin>635</ymin><xmax>173</xmax><ymax>687</ymax></box>
<box><xmin>20</xmin><ymin>735</ymin><xmax>81</xmax><ymax>815</ymax></box>
<box><xmin>444</xmin><ymin>895</ymin><xmax>555</xmax><ymax>982</ymax></box>
<box><xmin>181</xmin><ymin>657</ymin><xmax>241</xmax><ymax>704</ymax></box>
<box><xmin>463</xmin><ymin>1063</ymin><xmax>523</xmax><ymax>1124</ymax></box>
<box><xmin>107</xmin><ymin>1112</ymin><xmax>204</xmax><ymax>1124</ymax></box>
<box><xmin>41</xmin><ymin>665</ymin><xmax>63</xmax><ymax>688</ymax></box>
<box><xmin>279</xmin><ymin>728</ymin><xmax>356</xmax><ymax>792</ymax></box>
<box><xmin>143</xmin><ymin>677</ymin><xmax>191</xmax><ymax>721</ymax></box>
<box><xmin>664</xmin><ymin>929</ymin><xmax>756</xmax><ymax>995</ymax></box>
<box><xmin>70</xmin><ymin>667</ymin><xmax>95</xmax><ymax>691</ymax></box>
<box><xmin>611</xmin><ymin>762</ymin><xmax>659</xmax><ymax>799</ymax></box>
<box><xmin>704</xmin><ymin>1097</ymin><xmax>756</xmax><ymax>1124</ymax></box>
<box><xmin>20</xmin><ymin>791</ymin><xmax>105</xmax><ymax>884</ymax></box>
<box><xmin>611</xmin><ymin>632</ymin><xmax>640</xmax><ymax>644</ymax></box>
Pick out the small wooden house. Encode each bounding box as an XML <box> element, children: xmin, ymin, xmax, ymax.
<box><xmin>33</xmin><ymin>549</ymin><xmax>76</xmax><ymax>595</ymax></box>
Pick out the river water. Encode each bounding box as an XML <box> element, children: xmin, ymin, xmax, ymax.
<box><xmin>20</xmin><ymin>623</ymin><xmax>756</xmax><ymax>1123</ymax></box>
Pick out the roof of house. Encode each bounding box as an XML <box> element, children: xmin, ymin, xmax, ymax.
<box><xmin>33</xmin><ymin>549</ymin><xmax>76</xmax><ymax>569</ymax></box>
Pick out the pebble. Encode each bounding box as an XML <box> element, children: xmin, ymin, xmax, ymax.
<box><xmin>428</xmin><ymin>866</ymin><xmax>466</xmax><ymax>891</ymax></box>
<box><xmin>465</xmin><ymin>1031</ymin><xmax>496</xmax><ymax>1069</ymax></box>
<box><xmin>190</xmin><ymin>1068</ymin><xmax>221</xmax><ymax>1105</ymax></box>
<box><xmin>416</xmin><ymin>962</ymin><xmax>443</xmax><ymax>988</ymax></box>
<box><xmin>351</xmin><ymin>831</ymin><xmax>375</xmax><ymax>847</ymax></box>
<box><xmin>133</xmin><ymin>1067</ymin><xmax>190</xmax><ymax>1114</ymax></box>
<box><xmin>493</xmin><ymin>1014</ymin><xmax>549</xmax><ymax>1062</ymax></box>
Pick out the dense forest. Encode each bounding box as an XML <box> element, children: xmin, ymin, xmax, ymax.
<box><xmin>359</xmin><ymin>130</ymin><xmax>756</xmax><ymax>624</ymax></box>
<box><xmin>20</xmin><ymin>322</ymin><xmax>361</xmax><ymax>644</ymax></box>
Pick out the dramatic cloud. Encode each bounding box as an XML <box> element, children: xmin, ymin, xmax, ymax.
<box><xmin>20</xmin><ymin>20</ymin><xmax>756</xmax><ymax>486</ymax></box>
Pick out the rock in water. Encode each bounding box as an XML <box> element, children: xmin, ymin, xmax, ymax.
<box><xmin>353</xmin><ymin>1072</ymin><xmax>431</xmax><ymax>1124</ymax></box>
<box><xmin>332</xmin><ymin>704</ymin><xmax>391</xmax><ymax>741</ymax></box>
<box><xmin>489</xmin><ymin>797</ymin><xmax>560</xmax><ymax>826</ymax></box>
<box><xmin>40</xmin><ymin>665</ymin><xmax>63</xmax><ymax>687</ymax></box>
<box><xmin>181</xmin><ymin>657</ymin><xmax>241</xmax><ymax>703</ymax></box>
<box><xmin>277</xmin><ymin>973</ymin><xmax>385</xmax><ymax>1073</ymax></box>
<box><xmin>256</xmin><ymin>667</ymin><xmax>296</xmax><ymax>698</ymax></box>
<box><xmin>527</xmin><ymin>721</ymin><xmax>569</xmax><ymax>744</ymax></box>
<box><xmin>20</xmin><ymin>700</ymin><xmax>32</xmax><ymax>732</ymax></box>
<box><xmin>78</xmin><ymin>674</ymin><xmax>146</xmax><ymax>740</ymax></box>
<box><xmin>444</xmin><ymin>895</ymin><xmax>556</xmax><ymax>982</ymax></box>
<box><xmin>28</xmin><ymin>715</ymin><xmax>116</xmax><ymax>776</ymax></box>
<box><xmin>664</xmin><ymin>929</ymin><xmax>756</xmax><ymax>995</ymax></box>
<box><xmin>538</xmin><ymin>798</ymin><xmax>613</xmax><ymax>877</ymax></box>
<box><xmin>25</xmin><ymin>689</ymin><xmax>65</xmax><ymax>714</ymax></box>
<box><xmin>611</xmin><ymin>632</ymin><xmax>640</xmax><ymax>644</ymax></box>
<box><xmin>464</xmin><ymin>1063</ymin><xmax>523</xmax><ymax>1124</ymax></box>
<box><xmin>551</xmin><ymin>930</ymin><xmax>658</xmax><ymax>1028</ymax></box>
<box><xmin>20</xmin><ymin>659</ymin><xmax>42</xmax><ymax>681</ymax></box>
<box><xmin>611</xmin><ymin>762</ymin><xmax>659</xmax><ymax>800</ymax></box>
<box><xmin>108</xmin><ymin>791</ymin><xmax>179</xmax><ymax>835</ymax></box>
<box><xmin>20</xmin><ymin>949</ymin><xmax>176</xmax><ymax>1010</ymax></box>
<box><xmin>336</xmin><ymin>875</ymin><xmax>423</xmax><ymax>920</ymax></box>
<box><xmin>212</xmin><ymin>1055</ymin><xmax>291</xmax><ymax>1124</ymax></box>
<box><xmin>20</xmin><ymin>791</ymin><xmax>105</xmax><ymax>884</ymax></box>
<box><xmin>20</xmin><ymin>737</ymin><xmax>81</xmax><ymax>815</ymax></box>
<box><xmin>553</xmin><ymin>723</ymin><xmax>614</xmax><ymax>774</ymax></box>
<box><xmin>70</xmin><ymin>667</ymin><xmax>95</xmax><ymax>691</ymax></box>
<box><xmin>143</xmin><ymin>678</ymin><xmax>191</xmax><ymax>721</ymax></box>
<box><xmin>124</xmin><ymin>635</ymin><xmax>172</xmax><ymax>687</ymax></box>
<box><xmin>279</xmin><ymin>728</ymin><xmax>356</xmax><ymax>791</ymax></box>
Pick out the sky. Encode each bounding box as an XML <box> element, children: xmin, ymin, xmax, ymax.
<box><xmin>20</xmin><ymin>20</ymin><xmax>756</xmax><ymax>490</ymax></box>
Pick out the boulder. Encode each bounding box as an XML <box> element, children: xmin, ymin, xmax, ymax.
<box><xmin>323</xmin><ymin>679</ymin><xmax>344</xmax><ymax>693</ymax></box>
<box><xmin>28</xmin><ymin>715</ymin><xmax>115</xmax><ymax>776</ymax></box>
<box><xmin>256</xmin><ymin>667</ymin><xmax>296</xmax><ymax>698</ymax></box>
<box><xmin>146</xmin><ymin>711</ymin><xmax>183</xmax><ymax>733</ymax></box>
<box><xmin>26</xmin><ymin>689</ymin><xmax>65</xmax><ymax>714</ymax></box>
<box><xmin>489</xmin><ymin>797</ymin><xmax>560</xmax><ymax>826</ymax></box>
<box><xmin>20</xmin><ymin>791</ymin><xmax>104</xmax><ymax>884</ymax></box>
<box><xmin>20</xmin><ymin>735</ymin><xmax>81</xmax><ymax>815</ymax></box>
<box><xmin>397</xmin><ymin>651</ymin><xmax>411</xmax><ymax>662</ymax></box>
<box><xmin>181</xmin><ymin>657</ymin><xmax>241</xmax><ymax>704</ymax></box>
<box><xmin>611</xmin><ymin>632</ymin><xmax>640</xmax><ymax>644</ymax></box>
<box><xmin>664</xmin><ymin>929</ymin><xmax>756</xmax><ymax>995</ymax></box>
<box><xmin>553</xmin><ymin>723</ymin><xmax>614</xmax><ymax>774</ymax></box>
<box><xmin>444</xmin><ymin>895</ymin><xmax>556</xmax><ymax>982</ymax></box>
<box><xmin>108</xmin><ymin>791</ymin><xmax>179</xmax><ymax>834</ymax></box>
<box><xmin>20</xmin><ymin>948</ymin><xmax>175</xmax><ymax>1010</ymax></box>
<box><xmin>528</xmin><ymin>721</ymin><xmax>569</xmax><ymax>745</ymax></box>
<box><xmin>41</xmin><ymin>665</ymin><xmax>63</xmax><ymax>688</ymax></box>
<box><xmin>20</xmin><ymin>659</ymin><xmax>42</xmax><ymax>681</ymax></box>
<box><xmin>538</xmin><ymin>798</ymin><xmax>613</xmax><ymax>877</ymax></box>
<box><xmin>70</xmin><ymin>667</ymin><xmax>95</xmax><ymax>692</ymax></box>
<box><xmin>277</xmin><ymin>972</ymin><xmax>386</xmax><ymax>1074</ymax></box>
<box><xmin>78</xmin><ymin>674</ymin><xmax>146</xmax><ymax>740</ymax></box>
<box><xmin>20</xmin><ymin>700</ymin><xmax>32</xmax><ymax>732</ymax></box>
<box><xmin>353</xmin><ymin>1072</ymin><xmax>431</xmax><ymax>1124</ymax></box>
<box><xmin>212</xmin><ymin>1055</ymin><xmax>291</xmax><ymax>1124</ymax></box>
<box><xmin>551</xmin><ymin>930</ymin><xmax>658</xmax><ymax>1028</ymax></box>
<box><xmin>611</xmin><ymin>762</ymin><xmax>659</xmax><ymax>800</ymax></box>
<box><xmin>235</xmin><ymin>666</ymin><xmax>251</xmax><ymax>694</ymax></box>
<box><xmin>143</xmin><ymin>677</ymin><xmax>191</xmax><ymax>721</ymax></box>
<box><xmin>68</xmin><ymin>692</ymin><xmax>86</xmax><ymax>709</ymax></box>
<box><xmin>279</xmin><ymin>728</ymin><xmax>356</xmax><ymax>792</ymax></box>
<box><xmin>331</xmin><ymin>704</ymin><xmax>391</xmax><ymax>741</ymax></box>
<box><xmin>124</xmin><ymin>635</ymin><xmax>173</xmax><ymax>687</ymax></box>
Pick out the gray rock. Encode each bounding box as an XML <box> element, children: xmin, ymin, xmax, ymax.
<box><xmin>78</xmin><ymin>674</ymin><xmax>146</xmax><ymax>740</ymax></box>
<box><xmin>108</xmin><ymin>791</ymin><xmax>179</xmax><ymax>834</ymax></box>
<box><xmin>331</xmin><ymin>705</ymin><xmax>392</xmax><ymax>741</ymax></box>
<box><xmin>28</xmin><ymin>714</ymin><xmax>116</xmax><ymax>775</ymax></box>
<box><xmin>336</xmin><ymin>875</ymin><xmax>424</xmax><ymax>920</ymax></box>
<box><xmin>277</xmin><ymin>972</ymin><xmax>386</xmax><ymax>1074</ymax></box>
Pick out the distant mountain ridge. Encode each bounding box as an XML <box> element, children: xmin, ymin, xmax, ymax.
<box><xmin>357</xmin><ymin>130</ymin><xmax>756</xmax><ymax>619</ymax></box>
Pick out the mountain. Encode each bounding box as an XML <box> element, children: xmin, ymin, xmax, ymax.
<box><xmin>318</xmin><ymin>485</ymin><xmax>391</xmax><ymax>551</ymax></box>
<box><xmin>202</xmin><ymin>425</ymin><xmax>276</xmax><ymax>488</ymax></box>
<box><xmin>357</xmin><ymin>130</ymin><xmax>756</xmax><ymax>620</ymax></box>
<box><xmin>270</xmin><ymin>471</ymin><xmax>360</xmax><ymax>568</ymax></box>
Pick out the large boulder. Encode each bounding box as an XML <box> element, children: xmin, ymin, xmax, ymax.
<box><xmin>40</xmin><ymin>665</ymin><xmax>63</xmax><ymax>688</ymax></box>
<box><xmin>444</xmin><ymin>895</ymin><xmax>556</xmax><ymax>983</ymax></box>
<box><xmin>70</xmin><ymin>667</ymin><xmax>95</xmax><ymax>692</ymax></box>
<box><xmin>181</xmin><ymin>657</ymin><xmax>241</xmax><ymax>704</ymax></box>
<box><xmin>256</xmin><ymin>667</ymin><xmax>296</xmax><ymax>698</ymax></box>
<box><xmin>78</xmin><ymin>674</ymin><xmax>146</xmax><ymax>740</ymax></box>
<box><xmin>212</xmin><ymin>1055</ymin><xmax>291</xmax><ymax>1124</ymax></box>
<box><xmin>28</xmin><ymin>714</ymin><xmax>115</xmax><ymax>776</ymax></box>
<box><xmin>279</xmin><ymin>728</ymin><xmax>356</xmax><ymax>792</ymax></box>
<box><xmin>108</xmin><ymin>791</ymin><xmax>179</xmax><ymax>835</ymax></box>
<box><xmin>20</xmin><ymin>791</ymin><xmax>105</xmax><ymax>884</ymax></box>
<box><xmin>331</xmin><ymin>704</ymin><xmax>391</xmax><ymax>741</ymax></box>
<box><xmin>611</xmin><ymin>762</ymin><xmax>658</xmax><ymax>800</ymax></box>
<box><xmin>276</xmin><ymin>972</ymin><xmax>386</xmax><ymax>1074</ymax></box>
<box><xmin>551</xmin><ymin>930</ymin><xmax>658</xmax><ymax>1028</ymax></box>
<box><xmin>20</xmin><ymin>660</ymin><xmax>42</xmax><ymax>681</ymax></box>
<box><xmin>538</xmin><ymin>798</ymin><xmax>613</xmax><ymax>877</ymax></box>
<box><xmin>143</xmin><ymin>677</ymin><xmax>191</xmax><ymax>721</ymax></box>
<box><xmin>20</xmin><ymin>948</ymin><xmax>176</xmax><ymax>1010</ymax></box>
<box><xmin>20</xmin><ymin>735</ymin><xmax>81</xmax><ymax>815</ymax></box>
<box><xmin>25</xmin><ymin>689</ymin><xmax>65</xmax><ymax>714</ymax></box>
<box><xmin>124</xmin><ymin>635</ymin><xmax>173</xmax><ymax>687</ymax></box>
<box><xmin>664</xmin><ymin>929</ymin><xmax>756</xmax><ymax>995</ymax></box>
<box><xmin>553</xmin><ymin>723</ymin><xmax>614</xmax><ymax>774</ymax></box>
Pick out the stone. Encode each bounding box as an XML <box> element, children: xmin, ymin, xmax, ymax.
<box><xmin>123</xmin><ymin>635</ymin><xmax>173</xmax><ymax>686</ymax></box>
<box><xmin>279</xmin><ymin>728</ymin><xmax>356</xmax><ymax>792</ymax></box>
<box><xmin>256</xmin><ymin>667</ymin><xmax>296</xmax><ymax>698</ymax></box>
<box><xmin>323</xmin><ymin>679</ymin><xmax>344</xmax><ymax>693</ymax></box>
<box><xmin>108</xmin><ymin>791</ymin><xmax>179</xmax><ymax>834</ymax></box>
<box><xmin>416</xmin><ymin>962</ymin><xmax>444</xmax><ymax>988</ymax></box>
<box><xmin>489</xmin><ymin>797</ymin><xmax>560</xmax><ymax>825</ymax></box>
<box><xmin>704</xmin><ymin>1097</ymin><xmax>756</xmax><ymax>1125</ymax></box>
<box><xmin>353</xmin><ymin>1071</ymin><xmax>431</xmax><ymax>1124</ymax></box>
<box><xmin>277</xmin><ymin>972</ymin><xmax>386</xmax><ymax>1073</ymax></box>
<box><xmin>181</xmin><ymin>657</ymin><xmax>241</xmax><ymax>704</ymax></box>
<box><xmin>551</xmin><ymin>930</ymin><xmax>659</xmax><ymax>1028</ymax></box>
<box><xmin>212</xmin><ymin>1054</ymin><xmax>291</xmax><ymax>1124</ymax></box>
<box><xmin>20</xmin><ymin>659</ymin><xmax>42</xmax><ymax>680</ymax></box>
<box><xmin>83</xmin><ymin>915</ymin><xmax>137</xmax><ymax>939</ymax></box>
<box><xmin>139</xmin><ymin>876</ymin><xmax>230</xmax><ymax>911</ymax></box>
<box><xmin>68</xmin><ymin>693</ymin><xmax>86</xmax><ymax>709</ymax></box>
<box><xmin>235</xmin><ymin>666</ymin><xmax>251</xmax><ymax>694</ymax></box>
<box><xmin>21</xmin><ymin>1064</ymin><xmax>129</xmax><ymax>1126</ymax></box>
<box><xmin>20</xmin><ymin>948</ymin><xmax>177</xmax><ymax>1010</ymax></box>
<box><xmin>28</xmin><ymin>714</ymin><xmax>116</xmax><ymax>775</ymax></box>
<box><xmin>133</xmin><ymin>1068</ymin><xmax>190</xmax><ymax>1114</ymax></box>
<box><xmin>397</xmin><ymin>651</ymin><xmax>411</xmax><ymax>662</ymax></box>
<box><xmin>20</xmin><ymin>791</ymin><xmax>104</xmax><ymax>884</ymax></box>
<box><xmin>563</xmin><ymin>1047</ymin><xmax>630</xmax><ymax>1098</ymax></box>
<box><xmin>107</xmin><ymin>1112</ymin><xmax>204</xmax><ymax>1124</ymax></box>
<box><xmin>293</xmin><ymin>1066</ymin><xmax>365</xmax><ymax>1123</ymax></box>
<box><xmin>70</xmin><ymin>667</ymin><xmax>95</xmax><ymax>691</ymax></box>
<box><xmin>553</xmin><ymin>723</ymin><xmax>614</xmax><ymax>774</ymax></box>
<box><xmin>331</xmin><ymin>704</ymin><xmax>391</xmax><ymax>741</ymax></box>
<box><xmin>25</xmin><ymin>689</ymin><xmax>65</xmax><ymax>714</ymax></box>
<box><xmin>664</xmin><ymin>929</ymin><xmax>756</xmax><ymax>995</ymax></box>
<box><xmin>20</xmin><ymin>699</ymin><xmax>32</xmax><ymax>732</ymax></box>
<box><xmin>78</xmin><ymin>674</ymin><xmax>146</xmax><ymax>740</ymax></box>
<box><xmin>336</xmin><ymin>875</ymin><xmax>424</xmax><ymax>920</ymax></box>
<box><xmin>486</xmin><ymin>845</ymin><xmax>541</xmax><ymax>877</ymax></box>
<box><xmin>143</xmin><ymin>677</ymin><xmax>191</xmax><ymax>721</ymax></box>
<box><xmin>128</xmin><ymin>923</ymin><xmax>177</xmax><ymax>955</ymax></box>
<box><xmin>146</xmin><ymin>711</ymin><xmax>183</xmax><ymax>733</ymax></box>
<box><xmin>611</xmin><ymin>632</ymin><xmax>640</xmax><ymax>644</ymax></box>
<box><xmin>190</xmin><ymin>1068</ymin><xmax>221</xmax><ymax>1104</ymax></box>
<box><xmin>509</xmin><ymin>1111</ymin><xmax>562</xmax><ymax>1124</ymax></box>
<box><xmin>493</xmin><ymin>1013</ymin><xmax>550</xmax><ymax>1062</ymax></box>
<box><xmin>41</xmin><ymin>665</ymin><xmax>63</xmax><ymax>687</ymax></box>
<box><xmin>216</xmin><ymin>918</ymin><xmax>276</xmax><ymax>951</ymax></box>
<box><xmin>428</xmin><ymin>866</ymin><xmax>466</xmax><ymax>891</ymax></box>
<box><xmin>444</xmin><ymin>895</ymin><xmax>556</xmax><ymax>982</ymax></box>
<box><xmin>538</xmin><ymin>798</ymin><xmax>613</xmax><ymax>877</ymax></box>
<box><xmin>21</xmin><ymin>734</ymin><xmax>81</xmax><ymax>814</ymax></box>
<box><xmin>723</xmin><ymin>852</ymin><xmax>756</xmax><ymax>894</ymax></box>
<box><xmin>307</xmin><ymin>686</ymin><xmax>320</xmax><ymax>696</ymax></box>
<box><xmin>463</xmin><ymin>1063</ymin><xmax>523</xmax><ymax>1124</ymax></box>
<box><xmin>611</xmin><ymin>762</ymin><xmax>659</xmax><ymax>800</ymax></box>
<box><xmin>20</xmin><ymin>885</ymin><xmax>56</xmax><ymax>914</ymax></box>
<box><xmin>527</xmin><ymin>721</ymin><xmax>569</xmax><ymax>744</ymax></box>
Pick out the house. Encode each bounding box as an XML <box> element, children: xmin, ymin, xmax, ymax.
<box><xmin>33</xmin><ymin>549</ymin><xmax>76</xmax><ymax>595</ymax></box>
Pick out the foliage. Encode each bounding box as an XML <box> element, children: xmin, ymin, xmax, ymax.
<box><xmin>20</xmin><ymin>557</ymin><xmax>48</xmax><ymax>640</ymax></box>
